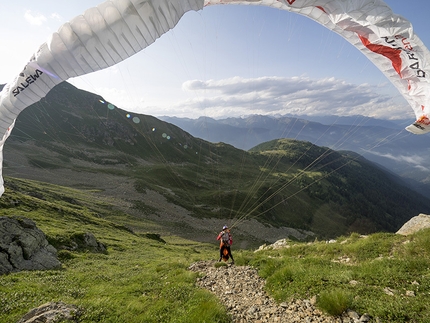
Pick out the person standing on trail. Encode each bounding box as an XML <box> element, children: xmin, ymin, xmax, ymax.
<box><xmin>217</xmin><ymin>225</ymin><xmax>234</xmax><ymax>264</ymax></box>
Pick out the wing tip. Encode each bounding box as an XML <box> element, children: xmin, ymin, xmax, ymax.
<box><xmin>405</xmin><ymin>121</ymin><xmax>430</xmax><ymax>135</ymax></box>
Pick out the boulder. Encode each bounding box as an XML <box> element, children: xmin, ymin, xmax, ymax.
<box><xmin>396</xmin><ymin>213</ymin><xmax>430</xmax><ymax>236</ymax></box>
<box><xmin>0</xmin><ymin>216</ymin><xmax>61</xmax><ymax>275</ymax></box>
<box><xmin>17</xmin><ymin>302</ymin><xmax>80</xmax><ymax>323</ymax></box>
<box><xmin>61</xmin><ymin>232</ymin><xmax>107</xmax><ymax>253</ymax></box>
<box><xmin>79</xmin><ymin>232</ymin><xmax>107</xmax><ymax>253</ymax></box>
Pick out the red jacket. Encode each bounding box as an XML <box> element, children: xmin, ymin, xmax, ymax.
<box><xmin>217</xmin><ymin>230</ymin><xmax>233</xmax><ymax>247</ymax></box>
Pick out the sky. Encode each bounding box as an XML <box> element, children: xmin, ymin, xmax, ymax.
<box><xmin>1</xmin><ymin>0</ymin><xmax>430</xmax><ymax>121</ymax></box>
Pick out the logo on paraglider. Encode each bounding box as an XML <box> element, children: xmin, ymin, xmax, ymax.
<box><xmin>383</xmin><ymin>36</ymin><xmax>426</xmax><ymax>78</ymax></box>
<box><xmin>360</xmin><ymin>35</ymin><xmax>426</xmax><ymax>79</ymax></box>
<box><xmin>12</xmin><ymin>69</ymin><xmax>44</xmax><ymax>97</ymax></box>
<box><xmin>286</xmin><ymin>0</ymin><xmax>296</xmax><ymax>4</ymax></box>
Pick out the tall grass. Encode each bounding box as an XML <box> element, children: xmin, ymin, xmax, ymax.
<box><xmin>317</xmin><ymin>289</ymin><xmax>352</xmax><ymax>316</ymax></box>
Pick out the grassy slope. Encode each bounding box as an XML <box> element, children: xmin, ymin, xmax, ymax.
<box><xmin>1</xmin><ymin>177</ymin><xmax>430</xmax><ymax>322</ymax></box>
<box><xmin>0</xmin><ymin>178</ymin><xmax>229</xmax><ymax>323</ymax></box>
<box><xmin>242</xmin><ymin>229</ymin><xmax>430</xmax><ymax>322</ymax></box>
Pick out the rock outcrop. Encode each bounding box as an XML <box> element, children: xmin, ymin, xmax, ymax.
<box><xmin>0</xmin><ymin>216</ymin><xmax>61</xmax><ymax>275</ymax></box>
<box><xmin>62</xmin><ymin>232</ymin><xmax>107</xmax><ymax>254</ymax></box>
<box><xmin>396</xmin><ymin>213</ymin><xmax>430</xmax><ymax>235</ymax></box>
<box><xmin>78</xmin><ymin>232</ymin><xmax>107</xmax><ymax>253</ymax></box>
<box><xmin>17</xmin><ymin>302</ymin><xmax>80</xmax><ymax>323</ymax></box>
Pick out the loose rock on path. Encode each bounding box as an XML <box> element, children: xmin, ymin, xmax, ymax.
<box><xmin>189</xmin><ymin>261</ymin><xmax>372</xmax><ymax>323</ymax></box>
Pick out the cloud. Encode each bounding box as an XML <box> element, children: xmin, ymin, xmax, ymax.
<box><xmin>176</xmin><ymin>76</ymin><xmax>412</xmax><ymax>119</ymax></box>
<box><xmin>24</xmin><ymin>10</ymin><xmax>63</xmax><ymax>26</ymax></box>
<box><xmin>50</xmin><ymin>13</ymin><xmax>63</xmax><ymax>22</ymax></box>
<box><xmin>365</xmin><ymin>150</ymin><xmax>429</xmax><ymax>171</ymax></box>
<box><xmin>24</xmin><ymin>10</ymin><xmax>47</xmax><ymax>26</ymax></box>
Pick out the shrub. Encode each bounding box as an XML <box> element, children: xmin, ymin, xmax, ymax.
<box><xmin>214</xmin><ymin>261</ymin><xmax>228</xmax><ymax>268</ymax></box>
<box><xmin>57</xmin><ymin>249</ymin><xmax>75</xmax><ymax>261</ymax></box>
<box><xmin>316</xmin><ymin>288</ymin><xmax>353</xmax><ymax>316</ymax></box>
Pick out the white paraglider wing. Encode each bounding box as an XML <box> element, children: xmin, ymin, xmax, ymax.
<box><xmin>1</xmin><ymin>0</ymin><xmax>430</xmax><ymax>196</ymax></box>
<box><xmin>0</xmin><ymin>0</ymin><xmax>203</xmax><ymax>195</ymax></box>
<box><xmin>0</xmin><ymin>0</ymin><xmax>203</xmax><ymax>134</ymax></box>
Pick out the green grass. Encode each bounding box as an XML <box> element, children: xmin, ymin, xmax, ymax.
<box><xmin>0</xmin><ymin>178</ymin><xmax>229</xmax><ymax>323</ymax></box>
<box><xmin>316</xmin><ymin>288</ymin><xmax>353</xmax><ymax>316</ymax></box>
<box><xmin>237</xmin><ymin>231</ymin><xmax>430</xmax><ymax>322</ymax></box>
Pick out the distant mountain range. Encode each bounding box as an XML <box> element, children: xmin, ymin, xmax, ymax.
<box><xmin>1</xmin><ymin>81</ymin><xmax>430</xmax><ymax>242</ymax></box>
<box><xmin>159</xmin><ymin>114</ymin><xmax>430</xmax><ymax>197</ymax></box>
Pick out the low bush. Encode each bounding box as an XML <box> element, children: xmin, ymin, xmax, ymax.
<box><xmin>316</xmin><ymin>288</ymin><xmax>353</xmax><ymax>316</ymax></box>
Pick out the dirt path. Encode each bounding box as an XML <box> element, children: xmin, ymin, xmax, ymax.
<box><xmin>189</xmin><ymin>261</ymin><xmax>370</xmax><ymax>323</ymax></box>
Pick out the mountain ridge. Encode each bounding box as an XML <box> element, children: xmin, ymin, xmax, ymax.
<box><xmin>159</xmin><ymin>114</ymin><xmax>430</xmax><ymax>198</ymax></box>
<box><xmin>2</xmin><ymin>82</ymin><xmax>430</xmax><ymax>243</ymax></box>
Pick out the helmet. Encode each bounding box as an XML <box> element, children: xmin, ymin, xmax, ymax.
<box><xmin>223</xmin><ymin>225</ymin><xmax>228</xmax><ymax>230</ymax></box>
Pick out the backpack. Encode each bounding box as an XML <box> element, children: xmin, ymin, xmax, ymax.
<box><xmin>221</xmin><ymin>231</ymin><xmax>230</xmax><ymax>246</ymax></box>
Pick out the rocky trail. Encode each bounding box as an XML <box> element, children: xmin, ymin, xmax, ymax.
<box><xmin>188</xmin><ymin>261</ymin><xmax>372</xmax><ymax>323</ymax></box>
